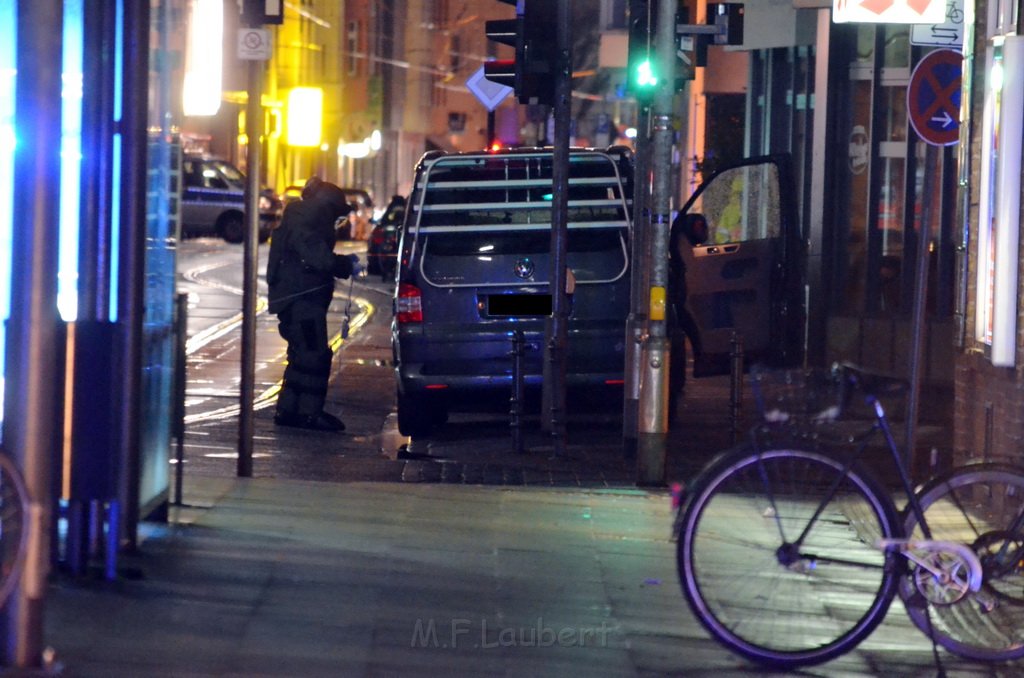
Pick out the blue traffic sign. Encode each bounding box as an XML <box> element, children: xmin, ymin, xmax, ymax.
<box><xmin>907</xmin><ymin>49</ymin><xmax>962</xmax><ymax>146</ymax></box>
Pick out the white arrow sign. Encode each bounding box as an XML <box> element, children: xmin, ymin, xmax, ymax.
<box><xmin>466</xmin><ymin>65</ymin><xmax>513</xmax><ymax>112</ymax></box>
<box><xmin>911</xmin><ymin>0</ymin><xmax>964</xmax><ymax>47</ymax></box>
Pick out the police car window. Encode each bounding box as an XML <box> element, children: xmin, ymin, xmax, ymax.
<box><xmin>202</xmin><ymin>168</ymin><xmax>228</xmax><ymax>189</ymax></box>
<box><xmin>212</xmin><ymin>160</ymin><xmax>244</xmax><ymax>184</ymax></box>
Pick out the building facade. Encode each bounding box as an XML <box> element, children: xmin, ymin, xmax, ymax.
<box><xmin>955</xmin><ymin>0</ymin><xmax>1024</xmax><ymax>467</ymax></box>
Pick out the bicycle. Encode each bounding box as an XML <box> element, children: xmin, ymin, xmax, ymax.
<box><xmin>0</xmin><ymin>450</ymin><xmax>28</xmax><ymax>607</ymax></box>
<box><xmin>674</xmin><ymin>362</ymin><xmax>1024</xmax><ymax>668</ymax></box>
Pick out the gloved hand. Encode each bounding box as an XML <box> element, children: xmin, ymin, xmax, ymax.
<box><xmin>333</xmin><ymin>253</ymin><xmax>364</xmax><ymax>278</ymax></box>
<box><xmin>348</xmin><ymin>253</ymin><xmax>365</xmax><ymax>278</ymax></box>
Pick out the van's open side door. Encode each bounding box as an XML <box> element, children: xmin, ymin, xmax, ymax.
<box><xmin>677</xmin><ymin>155</ymin><xmax>804</xmax><ymax>377</ymax></box>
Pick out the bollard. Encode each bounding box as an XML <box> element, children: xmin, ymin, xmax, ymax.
<box><xmin>510</xmin><ymin>330</ymin><xmax>526</xmax><ymax>454</ymax></box>
<box><xmin>173</xmin><ymin>293</ymin><xmax>188</xmax><ymax>505</ymax></box>
<box><xmin>730</xmin><ymin>331</ymin><xmax>744</xmax><ymax>444</ymax></box>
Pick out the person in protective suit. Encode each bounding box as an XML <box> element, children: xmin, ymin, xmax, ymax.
<box><xmin>266</xmin><ymin>177</ymin><xmax>364</xmax><ymax>431</ymax></box>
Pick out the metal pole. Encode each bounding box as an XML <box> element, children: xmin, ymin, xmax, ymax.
<box><xmin>953</xmin><ymin>10</ymin><xmax>976</xmax><ymax>349</ymax></box>
<box><xmin>623</xmin><ymin>103</ymin><xmax>651</xmax><ymax>458</ymax></box>
<box><xmin>510</xmin><ymin>330</ymin><xmax>525</xmax><ymax>455</ymax></box>
<box><xmin>3</xmin><ymin>1</ymin><xmax>63</xmax><ymax>667</ymax></box>
<box><xmin>730</xmin><ymin>331</ymin><xmax>744</xmax><ymax>444</ymax></box>
<box><xmin>904</xmin><ymin>144</ymin><xmax>937</xmax><ymax>475</ymax></box>
<box><xmin>173</xmin><ymin>293</ymin><xmax>188</xmax><ymax>505</ymax></box>
<box><xmin>636</xmin><ymin>0</ymin><xmax>676</xmax><ymax>485</ymax></box>
<box><xmin>117</xmin><ymin>0</ymin><xmax>150</xmax><ymax>554</ymax></box>
<box><xmin>545</xmin><ymin>0</ymin><xmax>573</xmax><ymax>458</ymax></box>
<box><xmin>238</xmin><ymin>57</ymin><xmax>263</xmax><ymax>478</ymax></box>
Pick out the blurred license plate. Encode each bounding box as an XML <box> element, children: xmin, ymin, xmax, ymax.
<box><xmin>487</xmin><ymin>294</ymin><xmax>552</xmax><ymax>317</ymax></box>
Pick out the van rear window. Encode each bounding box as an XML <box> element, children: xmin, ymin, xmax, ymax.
<box><xmin>411</xmin><ymin>151</ymin><xmax>632</xmax><ymax>233</ymax></box>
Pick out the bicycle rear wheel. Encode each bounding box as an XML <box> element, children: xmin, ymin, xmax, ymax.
<box><xmin>677</xmin><ymin>446</ymin><xmax>901</xmax><ymax>668</ymax></box>
<box><xmin>902</xmin><ymin>464</ymin><xmax>1024</xmax><ymax>661</ymax></box>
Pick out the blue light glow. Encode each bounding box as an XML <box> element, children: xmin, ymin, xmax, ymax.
<box><xmin>0</xmin><ymin>1</ymin><xmax>16</xmax><ymax>424</ymax></box>
<box><xmin>110</xmin><ymin>133</ymin><xmax>121</xmax><ymax>320</ymax></box>
<box><xmin>60</xmin><ymin>0</ymin><xmax>84</xmax><ymax>321</ymax></box>
<box><xmin>109</xmin><ymin>0</ymin><xmax>124</xmax><ymax>321</ymax></box>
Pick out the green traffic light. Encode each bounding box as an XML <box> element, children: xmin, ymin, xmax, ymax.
<box><xmin>636</xmin><ymin>58</ymin><xmax>657</xmax><ymax>88</ymax></box>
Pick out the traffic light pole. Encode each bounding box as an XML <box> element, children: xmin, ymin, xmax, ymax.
<box><xmin>635</xmin><ymin>0</ymin><xmax>677</xmax><ymax>485</ymax></box>
<box><xmin>623</xmin><ymin>104</ymin><xmax>650</xmax><ymax>460</ymax></box>
<box><xmin>238</xmin><ymin>42</ymin><xmax>263</xmax><ymax>478</ymax></box>
<box><xmin>545</xmin><ymin>0</ymin><xmax>572</xmax><ymax>457</ymax></box>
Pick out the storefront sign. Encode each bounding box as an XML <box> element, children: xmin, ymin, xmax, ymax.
<box><xmin>833</xmin><ymin>0</ymin><xmax>947</xmax><ymax>24</ymax></box>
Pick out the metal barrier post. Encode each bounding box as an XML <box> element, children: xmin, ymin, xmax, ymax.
<box><xmin>510</xmin><ymin>331</ymin><xmax>526</xmax><ymax>454</ymax></box>
<box><xmin>104</xmin><ymin>501</ymin><xmax>120</xmax><ymax>581</ymax></box>
<box><xmin>173</xmin><ymin>293</ymin><xmax>188</xmax><ymax>505</ymax></box>
<box><xmin>730</xmin><ymin>331</ymin><xmax>744</xmax><ymax>444</ymax></box>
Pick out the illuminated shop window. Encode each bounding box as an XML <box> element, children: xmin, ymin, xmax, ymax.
<box><xmin>976</xmin><ymin>37</ymin><xmax>1024</xmax><ymax>366</ymax></box>
<box><xmin>974</xmin><ymin>37</ymin><xmax>1024</xmax><ymax>366</ymax></box>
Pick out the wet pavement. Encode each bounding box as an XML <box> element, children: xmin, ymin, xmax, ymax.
<box><xmin>29</xmin><ymin>241</ymin><xmax>1019</xmax><ymax>676</ymax></box>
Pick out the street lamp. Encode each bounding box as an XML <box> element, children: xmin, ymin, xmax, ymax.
<box><xmin>182</xmin><ymin>0</ymin><xmax>223</xmax><ymax>117</ymax></box>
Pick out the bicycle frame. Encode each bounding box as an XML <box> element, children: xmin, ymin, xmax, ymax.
<box><xmin>745</xmin><ymin>378</ymin><xmax>995</xmax><ymax>597</ymax></box>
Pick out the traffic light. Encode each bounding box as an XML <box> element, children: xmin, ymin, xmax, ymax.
<box><xmin>483</xmin><ymin>0</ymin><xmax>557</xmax><ymax>106</ymax></box>
<box><xmin>483</xmin><ymin>1</ymin><xmax>520</xmax><ymax>92</ymax></box>
<box><xmin>240</xmin><ymin>0</ymin><xmax>283</xmax><ymax>25</ymax></box>
<box><xmin>627</xmin><ymin>0</ymin><xmax>657</xmax><ymax>102</ymax></box>
<box><xmin>708</xmin><ymin>3</ymin><xmax>744</xmax><ymax>46</ymax></box>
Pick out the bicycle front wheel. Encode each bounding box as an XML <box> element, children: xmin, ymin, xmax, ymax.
<box><xmin>678</xmin><ymin>447</ymin><xmax>901</xmax><ymax>668</ymax></box>
<box><xmin>902</xmin><ymin>463</ymin><xmax>1024</xmax><ymax>661</ymax></box>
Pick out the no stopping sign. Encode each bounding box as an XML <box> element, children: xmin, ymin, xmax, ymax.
<box><xmin>907</xmin><ymin>49</ymin><xmax>963</xmax><ymax>146</ymax></box>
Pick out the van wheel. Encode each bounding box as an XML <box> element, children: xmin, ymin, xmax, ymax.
<box><xmin>219</xmin><ymin>213</ymin><xmax>245</xmax><ymax>243</ymax></box>
<box><xmin>397</xmin><ymin>392</ymin><xmax>440</xmax><ymax>438</ymax></box>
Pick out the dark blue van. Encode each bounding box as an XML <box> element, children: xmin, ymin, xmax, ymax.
<box><xmin>392</xmin><ymin>147</ymin><xmax>635</xmax><ymax>438</ymax></box>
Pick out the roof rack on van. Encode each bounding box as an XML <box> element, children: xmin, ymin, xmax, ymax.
<box><xmin>409</xmin><ymin>148</ymin><xmax>634</xmax><ymax>235</ymax></box>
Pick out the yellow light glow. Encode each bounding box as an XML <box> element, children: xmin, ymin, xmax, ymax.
<box><xmin>286</xmin><ymin>87</ymin><xmax>323</xmax><ymax>147</ymax></box>
<box><xmin>182</xmin><ymin>0</ymin><xmax>223</xmax><ymax>117</ymax></box>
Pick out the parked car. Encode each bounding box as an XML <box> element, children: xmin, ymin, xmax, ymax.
<box><xmin>367</xmin><ymin>195</ymin><xmax>405</xmax><ymax>278</ymax></box>
<box><xmin>391</xmin><ymin>146</ymin><xmax>635</xmax><ymax>438</ymax></box>
<box><xmin>180</xmin><ymin>153</ymin><xmax>281</xmax><ymax>243</ymax></box>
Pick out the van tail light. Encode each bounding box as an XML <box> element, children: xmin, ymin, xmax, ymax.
<box><xmin>396</xmin><ymin>283</ymin><xmax>423</xmax><ymax>323</ymax></box>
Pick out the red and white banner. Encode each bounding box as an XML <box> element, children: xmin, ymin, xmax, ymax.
<box><xmin>833</xmin><ymin>0</ymin><xmax>947</xmax><ymax>24</ymax></box>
